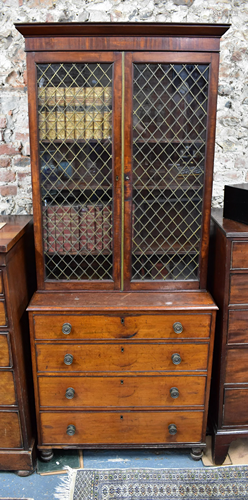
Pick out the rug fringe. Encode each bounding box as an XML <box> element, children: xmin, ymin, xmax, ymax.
<box><xmin>54</xmin><ymin>466</ymin><xmax>77</xmax><ymax>500</ymax></box>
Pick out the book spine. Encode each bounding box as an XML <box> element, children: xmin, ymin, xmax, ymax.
<box><xmin>71</xmin><ymin>206</ymin><xmax>80</xmax><ymax>252</ymax></box>
<box><xmin>47</xmin><ymin>206</ymin><xmax>56</xmax><ymax>253</ymax></box>
<box><xmin>56</xmin><ymin>206</ymin><xmax>64</xmax><ymax>254</ymax></box>
<box><xmin>79</xmin><ymin>206</ymin><xmax>88</xmax><ymax>252</ymax></box>
<box><xmin>86</xmin><ymin>205</ymin><xmax>95</xmax><ymax>251</ymax></box>
<box><xmin>95</xmin><ymin>205</ymin><xmax>103</xmax><ymax>251</ymax></box>
<box><xmin>102</xmin><ymin>205</ymin><xmax>112</xmax><ymax>251</ymax></box>
<box><xmin>63</xmin><ymin>205</ymin><xmax>72</xmax><ymax>252</ymax></box>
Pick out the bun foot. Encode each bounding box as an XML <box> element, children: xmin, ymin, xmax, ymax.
<box><xmin>190</xmin><ymin>447</ymin><xmax>203</xmax><ymax>461</ymax></box>
<box><xmin>15</xmin><ymin>469</ymin><xmax>35</xmax><ymax>477</ymax></box>
<box><xmin>40</xmin><ymin>449</ymin><xmax>54</xmax><ymax>462</ymax></box>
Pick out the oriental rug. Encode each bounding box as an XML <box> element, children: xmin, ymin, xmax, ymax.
<box><xmin>54</xmin><ymin>466</ymin><xmax>248</xmax><ymax>500</ymax></box>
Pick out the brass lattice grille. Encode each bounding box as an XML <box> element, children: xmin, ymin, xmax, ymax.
<box><xmin>132</xmin><ymin>63</ymin><xmax>209</xmax><ymax>281</ymax></box>
<box><xmin>37</xmin><ymin>63</ymin><xmax>113</xmax><ymax>281</ymax></box>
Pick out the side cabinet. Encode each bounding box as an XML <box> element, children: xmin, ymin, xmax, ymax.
<box><xmin>0</xmin><ymin>217</ymin><xmax>36</xmax><ymax>474</ymax></box>
<box><xmin>209</xmin><ymin>209</ymin><xmax>248</xmax><ymax>464</ymax></box>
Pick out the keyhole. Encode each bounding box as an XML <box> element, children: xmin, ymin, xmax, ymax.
<box><xmin>121</xmin><ymin>318</ymin><xmax>125</xmax><ymax>325</ymax></box>
<box><xmin>120</xmin><ymin>415</ymin><xmax>123</xmax><ymax>420</ymax></box>
<box><xmin>121</xmin><ymin>347</ymin><xmax>124</xmax><ymax>353</ymax></box>
<box><xmin>120</xmin><ymin>380</ymin><xmax>124</xmax><ymax>384</ymax></box>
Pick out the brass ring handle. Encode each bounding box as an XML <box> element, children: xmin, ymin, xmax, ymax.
<box><xmin>173</xmin><ymin>322</ymin><xmax>183</xmax><ymax>334</ymax></box>
<box><xmin>170</xmin><ymin>387</ymin><xmax>179</xmax><ymax>399</ymax></box>
<box><xmin>64</xmin><ymin>354</ymin><xmax>73</xmax><ymax>365</ymax></box>
<box><xmin>65</xmin><ymin>387</ymin><xmax>75</xmax><ymax>399</ymax></box>
<box><xmin>66</xmin><ymin>424</ymin><xmax>76</xmax><ymax>436</ymax></box>
<box><xmin>62</xmin><ymin>323</ymin><xmax>72</xmax><ymax>335</ymax></box>
<box><xmin>168</xmin><ymin>424</ymin><xmax>177</xmax><ymax>435</ymax></box>
<box><xmin>171</xmin><ymin>353</ymin><xmax>181</xmax><ymax>365</ymax></box>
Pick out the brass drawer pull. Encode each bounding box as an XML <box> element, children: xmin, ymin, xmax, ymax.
<box><xmin>66</xmin><ymin>424</ymin><xmax>76</xmax><ymax>436</ymax></box>
<box><xmin>65</xmin><ymin>387</ymin><xmax>75</xmax><ymax>399</ymax></box>
<box><xmin>168</xmin><ymin>424</ymin><xmax>177</xmax><ymax>435</ymax></box>
<box><xmin>62</xmin><ymin>323</ymin><xmax>72</xmax><ymax>335</ymax></box>
<box><xmin>170</xmin><ymin>387</ymin><xmax>179</xmax><ymax>399</ymax></box>
<box><xmin>171</xmin><ymin>353</ymin><xmax>181</xmax><ymax>365</ymax></box>
<box><xmin>173</xmin><ymin>322</ymin><xmax>183</xmax><ymax>334</ymax></box>
<box><xmin>64</xmin><ymin>354</ymin><xmax>73</xmax><ymax>365</ymax></box>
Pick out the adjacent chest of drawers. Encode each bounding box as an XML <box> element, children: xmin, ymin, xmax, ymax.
<box><xmin>208</xmin><ymin>209</ymin><xmax>248</xmax><ymax>464</ymax></box>
<box><xmin>0</xmin><ymin>217</ymin><xmax>36</xmax><ymax>474</ymax></box>
<box><xmin>28</xmin><ymin>291</ymin><xmax>217</xmax><ymax>460</ymax></box>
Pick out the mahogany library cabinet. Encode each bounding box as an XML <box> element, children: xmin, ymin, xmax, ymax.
<box><xmin>209</xmin><ymin>209</ymin><xmax>248</xmax><ymax>464</ymax></box>
<box><xmin>0</xmin><ymin>217</ymin><xmax>36</xmax><ymax>474</ymax></box>
<box><xmin>16</xmin><ymin>22</ymin><xmax>229</xmax><ymax>461</ymax></box>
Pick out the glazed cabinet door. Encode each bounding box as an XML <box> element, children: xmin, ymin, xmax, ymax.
<box><xmin>123</xmin><ymin>52</ymin><xmax>219</xmax><ymax>291</ymax></box>
<box><xmin>27</xmin><ymin>52</ymin><xmax>122</xmax><ymax>290</ymax></box>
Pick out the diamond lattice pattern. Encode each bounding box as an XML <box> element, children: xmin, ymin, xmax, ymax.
<box><xmin>37</xmin><ymin>63</ymin><xmax>113</xmax><ymax>281</ymax></box>
<box><xmin>132</xmin><ymin>63</ymin><xmax>209</xmax><ymax>281</ymax></box>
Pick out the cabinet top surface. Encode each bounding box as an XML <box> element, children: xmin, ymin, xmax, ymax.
<box><xmin>15</xmin><ymin>22</ymin><xmax>230</xmax><ymax>38</ymax></box>
<box><xmin>212</xmin><ymin>208</ymin><xmax>248</xmax><ymax>238</ymax></box>
<box><xmin>0</xmin><ymin>215</ymin><xmax>32</xmax><ymax>253</ymax></box>
<box><xmin>28</xmin><ymin>290</ymin><xmax>217</xmax><ymax>311</ymax></box>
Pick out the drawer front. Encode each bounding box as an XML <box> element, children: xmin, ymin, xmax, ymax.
<box><xmin>230</xmin><ymin>275</ymin><xmax>248</xmax><ymax>304</ymax></box>
<box><xmin>232</xmin><ymin>242</ymin><xmax>248</xmax><ymax>269</ymax></box>
<box><xmin>228</xmin><ymin>310</ymin><xmax>248</xmax><ymax>344</ymax></box>
<box><xmin>34</xmin><ymin>314</ymin><xmax>211</xmax><ymax>341</ymax></box>
<box><xmin>36</xmin><ymin>343</ymin><xmax>209</xmax><ymax>373</ymax></box>
<box><xmin>0</xmin><ymin>333</ymin><xmax>11</xmax><ymax>367</ymax></box>
<box><xmin>226</xmin><ymin>349</ymin><xmax>248</xmax><ymax>383</ymax></box>
<box><xmin>0</xmin><ymin>372</ymin><xmax>16</xmax><ymax>406</ymax></box>
<box><xmin>38</xmin><ymin>375</ymin><xmax>206</xmax><ymax>408</ymax></box>
<box><xmin>223</xmin><ymin>388</ymin><xmax>248</xmax><ymax>426</ymax></box>
<box><xmin>0</xmin><ymin>411</ymin><xmax>22</xmax><ymax>448</ymax></box>
<box><xmin>40</xmin><ymin>410</ymin><xmax>204</xmax><ymax>445</ymax></box>
<box><xmin>0</xmin><ymin>300</ymin><xmax>7</xmax><ymax>326</ymax></box>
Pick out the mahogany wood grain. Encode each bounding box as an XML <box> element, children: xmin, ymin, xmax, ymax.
<box><xmin>225</xmin><ymin>349</ymin><xmax>248</xmax><ymax>383</ymax></box>
<box><xmin>0</xmin><ymin>440</ymin><xmax>35</xmax><ymax>471</ymax></box>
<box><xmin>0</xmin><ymin>333</ymin><xmax>11</xmax><ymax>367</ymax></box>
<box><xmin>33</xmin><ymin>313</ymin><xmax>211</xmax><ymax>341</ymax></box>
<box><xmin>231</xmin><ymin>242</ymin><xmax>248</xmax><ymax>269</ymax></box>
<box><xmin>0</xmin><ymin>412</ymin><xmax>22</xmax><ymax>448</ymax></box>
<box><xmin>36</xmin><ymin>342</ymin><xmax>209</xmax><ymax>373</ymax></box>
<box><xmin>0</xmin><ymin>301</ymin><xmax>7</xmax><ymax>326</ymax></box>
<box><xmin>40</xmin><ymin>410</ymin><xmax>204</xmax><ymax>445</ymax></box>
<box><xmin>38</xmin><ymin>374</ymin><xmax>206</xmax><ymax>408</ymax></box>
<box><xmin>0</xmin><ymin>271</ymin><xmax>3</xmax><ymax>295</ymax></box>
<box><xmin>0</xmin><ymin>372</ymin><xmax>16</xmax><ymax>406</ymax></box>
<box><xmin>223</xmin><ymin>388</ymin><xmax>248</xmax><ymax>426</ymax></box>
<box><xmin>229</xmin><ymin>274</ymin><xmax>248</xmax><ymax>304</ymax></box>
<box><xmin>228</xmin><ymin>310</ymin><xmax>248</xmax><ymax>344</ymax></box>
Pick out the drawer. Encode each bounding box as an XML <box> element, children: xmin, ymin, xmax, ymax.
<box><xmin>228</xmin><ymin>310</ymin><xmax>248</xmax><ymax>344</ymax></box>
<box><xmin>0</xmin><ymin>372</ymin><xmax>16</xmax><ymax>405</ymax></box>
<box><xmin>230</xmin><ymin>275</ymin><xmax>248</xmax><ymax>304</ymax></box>
<box><xmin>231</xmin><ymin>242</ymin><xmax>248</xmax><ymax>269</ymax></box>
<box><xmin>0</xmin><ymin>411</ymin><xmax>22</xmax><ymax>448</ymax></box>
<box><xmin>38</xmin><ymin>375</ymin><xmax>206</xmax><ymax>408</ymax></box>
<box><xmin>0</xmin><ymin>333</ymin><xmax>12</xmax><ymax>367</ymax></box>
<box><xmin>226</xmin><ymin>349</ymin><xmax>248</xmax><ymax>383</ymax></box>
<box><xmin>40</xmin><ymin>410</ymin><xmax>204</xmax><ymax>445</ymax></box>
<box><xmin>36</xmin><ymin>343</ymin><xmax>209</xmax><ymax>373</ymax></box>
<box><xmin>0</xmin><ymin>300</ymin><xmax>7</xmax><ymax>326</ymax></box>
<box><xmin>223</xmin><ymin>388</ymin><xmax>248</xmax><ymax>426</ymax></box>
<box><xmin>33</xmin><ymin>314</ymin><xmax>211</xmax><ymax>341</ymax></box>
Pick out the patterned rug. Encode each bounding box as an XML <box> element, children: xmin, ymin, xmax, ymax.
<box><xmin>54</xmin><ymin>466</ymin><xmax>248</xmax><ymax>499</ymax></box>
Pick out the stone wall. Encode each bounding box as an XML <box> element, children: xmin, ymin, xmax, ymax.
<box><xmin>0</xmin><ymin>0</ymin><xmax>247</xmax><ymax>213</ymax></box>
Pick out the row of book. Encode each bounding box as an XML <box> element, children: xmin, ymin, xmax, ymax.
<box><xmin>43</xmin><ymin>204</ymin><xmax>112</xmax><ymax>253</ymax></box>
<box><xmin>38</xmin><ymin>86</ymin><xmax>112</xmax><ymax>108</ymax></box>
<box><xmin>39</xmin><ymin>110</ymin><xmax>112</xmax><ymax>140</ymax></box>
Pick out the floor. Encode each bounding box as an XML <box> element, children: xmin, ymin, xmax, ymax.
<box><xmin>0</xmin><ymin>448</ymin><xmax>204</xmax><ymax>499</ymax></box>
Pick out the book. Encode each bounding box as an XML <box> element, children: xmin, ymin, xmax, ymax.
<box><xmin>63</xmin><ymin>205</ymin><xmax>72</xmax><ymax>252</ymax></box>
<box><xmin>102</xmin><ymin>204</ymin><xmax>112</xmax><ymax>251</ymax></box>
<box><xmin>66</xmin><ymin>111</ymin><xmax>75</xmax><ymax>140</ymax></box>
<box><xmin>79</xmin><ymin>206</ymin><xmax>88</xmax><ymax>252</ymax></box>
<box><xmin>39</xmin><ymin>111</ymin><xmax>46</xmax><ymax>140</ymax></box>
<box><xmin>103</xmin><ymin>111</ymin><xmax>112</xmax><ymax>139</ymax></box>
<box><xmin>95</xmin><ymin>205</ymin><xmax>103</xmax><ymax>251</ymax></box>
<box><xmin>75</xmin><ymin>111</ymin><xmax>85</xmax><ymax>140</ymax></box>
<box><xmin>56</xmin><ymin>111</ymin><xmax>65</xmax><ymax>140</ymax></box>
<box><xmin>71</xmin><ymin>206</ymin><xmax>80</xmax><ymax>252</ymax></box>
<box><xmin>46</xmin><ymin>111</ymin><xmax>56</xmax><ymax>141</ymax></box>
<box><xmin>86</xmin><ymin>205</ymin><xmax>95</xmax><ymax>251</ymax></box>
<box><xmin>47</xmin><ymin>206</ymin><xmax>56</xmax><ymax>253</ymax></box>
<box><xmin>56</xmin><ymin>205</ymin><xmax>64</xmax><ymax>253</ymax></box>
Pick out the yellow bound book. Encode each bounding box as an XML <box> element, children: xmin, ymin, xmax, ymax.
<box><xmin>56</xmin><ymin>112</ymin><xmax>65</xmax><ymax>140</ymax></box>
<box><xmin>75</xmin><ymin>112</ymin><xmax>85</xmax><ymax>140</ymax></box>
<box><xmin>46</xmin><ymin>111</ymin><xmax>56</xmax><ymax>140</ymax></box>
<box><xmin>39</xmin><ymin>111</ymin><xmax>47</xmax><ymax>140</ymax></box>
<box><xmin>66</xmin><ymin>111</ymin><xmax>75</xmax><ymax>139</ymax></box>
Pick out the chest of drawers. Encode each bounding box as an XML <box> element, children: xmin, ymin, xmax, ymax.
<box><xmin>28</xmin><ymin>291</ymin><xmax>217</xmax><ymax>460</ymax></box>
<box><xmin>0</xmin><ymin>217</ymin><xmax>36</xmax><ymax>474</ymax></box>
<box><xmin>209</xmin><ymin>209</ymin><xmax>248</xmax><ymax>464</ymax></box>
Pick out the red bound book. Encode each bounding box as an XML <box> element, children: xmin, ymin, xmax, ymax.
<box><xmin>79</xmin><ymin>206</ymin><xmax>88</xmax><ymax>252</ymax></box>
<box><xmin>95</xmin><ymin>205</ymin><xmax>103</xmax><ymax>251</ymax></box>
<box><xmin>63</xmin><ymin>205</ymin><xmax>72</xmax><ymax>252</ymax></box>
<box><xmin>42</xmin><ymin>206</ymin><xmax>48</xmax><ymax>252</ymax></box>
<box><xmin>47</xmin><ymin>206</ymin><xmax>56</xmax><ymax>253</ymax></box>
<box><xmin>56</xmin><ymin>205</ymin><xmax>64</xmax><ymax>254</ymax></box>
<box><xmin>102</xmin><ymin>204</ymin><xmax>112</xmax><ymax>251</ymax></box>
<box><xmin>86</xmin><ymin>205</ymin><xmax>95</xmax><ymax>251</ymax></box>
<box><xmin>71</xmin><ymin>206</ymin><xmax>80</xmax><ymax>252</ymax></box>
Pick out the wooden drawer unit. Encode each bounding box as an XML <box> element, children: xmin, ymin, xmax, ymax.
<box><xmin>36</xmin><ymin>342</ymin><xmax>209</xmax><ymax>373</ymax></box>
<box><xmin>28</xmin><ymin>291</ymin><xmax>216</xmax><ymax>458</ymax></box>
<box><xmin>40</xmin><ymin>411</ymin><xmax>204</xmax><ymax>446</ymax></box>
<box><xmin>38</xmin><ymin>375</ymin><xmax>206</xmax><ymax>408</ymax></box>
<box><xmin>209</xmin><ymin>210</ymin><xmax>248</xmax><ymax>464</ymax></box>
<box><xmin>0</xmin><ymin>217</ymin><xmax>36</xmax><ymax>473</ymax></box>
<box><xmin>34</xmin><ymin>314</ymin><xmax>211</xmax><ymax>341</ymax></box>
